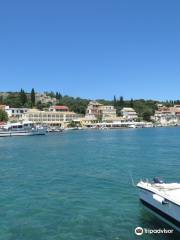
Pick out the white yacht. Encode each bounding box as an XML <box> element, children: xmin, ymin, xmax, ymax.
<box><xmin>137</xmin><ymin>178</ymin><xmax>180</xmax><ymax>231</ymax></box>
<box><xmin>0</xmin><ymin>121</ymin><xmax>45</xmax><ymax>137</ymax></box>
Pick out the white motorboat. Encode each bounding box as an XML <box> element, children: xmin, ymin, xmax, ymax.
<box><xmin>137</xmin><ymin>177</ymin><xmax>180</xmax><ymax>231</ymax></box>
<box><xmin>0</xmin><ymin>121</ymin><xmax>46</xmax><ymax>137</ymax></box>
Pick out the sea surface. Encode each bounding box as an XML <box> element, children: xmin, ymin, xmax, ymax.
<box><xmin>0</xmin><ymin>128</ymin><xmax>180</xmax><ymax>240</ymax></box>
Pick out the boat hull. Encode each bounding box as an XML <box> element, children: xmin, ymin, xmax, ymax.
<box><xmin>138</xmin><ymin>187</ymin><xmax>180</xmax><ymax>231</ymax></box>
<box><xmin>0</xmin><ymin>130</ymin><xmax>45</xmax><ymax>137</ymax></box>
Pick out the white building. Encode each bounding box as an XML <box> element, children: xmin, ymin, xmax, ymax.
<box><xmin>23</xmin><ymin>109</ymin><xmax>82</xmax><ymax>127</ymax></box>
<box><xmin>173</xmin><ymin>105</ymin><xmax>180</xmax><ymax>119</ymax></box>
<box><xmin>121</xmin><ymin>107</ymin><xmax>138</xmax><ymax>120</ymax></box>
<box><xmin>153</xmin><ymin>105</ymin><xmax>180</xmax><ymax>125</ymax></box>
<box><xmin>86</xmin><ymin>101</ymin><xmax>116</xmax><ymax>121</ymax></box>
<box><xmin>86</xmin><ymin>101</ymin><xmax>103</xmax><ymax>119</ymax></box>
<box><xmin>5</xmin><ymin>106</ymin><xmax>28</xmax><ymax>120</ymax></box>
<box><xmin>100</xmin><ymin>105</ymin><xmax>117</xmax><ymax>121</ymax></box>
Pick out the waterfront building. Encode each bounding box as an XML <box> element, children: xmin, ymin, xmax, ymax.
<box><xmin>153</xmin><ymin>105</ymin><xmax>177</xmax><ymax>125</ymax></box>
<box><xmin>121</xmin><ymin>107</ymin><xmax>138</xmax><ymax>120</ymax></box>
<box><xmin>5</xmin><ymin>106</ymin><xmax>28</xmax><ymax>120</ymax></box>
<box><xmin>86</xmin><ymin>101</ymin><xmax>117</xmax><ymax>121</ymax></box>
<box><xmin>173</xmin><ymin>105</ymin><xmax>180</xmax><ymax>118</ymax></box>
<box><xmin>86</xmin><ymin>101</ymin><xmax>103</xmax><ymax>119</ymax></box>
<box><xmin>23</xmin><ymin>109</ymin><xmax>82</xmax><ymax>127</ymax></box>
<box><xmin>49</xmin><ymin>105</ymin><xmax>69</xmax><ymax>112</ymax></box>
<box><xmin>73</xmin><ymin>115</ymin><xmax>98</xmax><ymax>127</ymax></box>
<box><xmin>100</xmin><ymin>105</ymin><xmax>117</xmax><ymax>121</ymax></box>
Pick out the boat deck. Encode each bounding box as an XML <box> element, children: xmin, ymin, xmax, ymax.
<box><xmin>137</xmin><ymin>181</ymin><xmax>180</xmax><ymax>206</ymax></box>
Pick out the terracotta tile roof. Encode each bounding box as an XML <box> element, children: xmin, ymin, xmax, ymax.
<box><xmin>52</xmin><ymin>106</ymin><xmax>69</xmax><ymax>110</ymax></box>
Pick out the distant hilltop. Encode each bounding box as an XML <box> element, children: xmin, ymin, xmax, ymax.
<box><xmin>0</xmin><ymin>91</ymin><xmax>57</xmax><ymax>105</ymax></box>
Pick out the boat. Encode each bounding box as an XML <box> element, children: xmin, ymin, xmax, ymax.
<box><xmin>63</xmin><ymin>127</ymin><xmax>79</xmax><ymax>131</ymax></box>
<box><xmin>128</xmin><ymin>124</ymin><xmax>136</xmax><ymax>128</ymax></box>
<box><xmin>137</xmin><ymin>177</ymin><xmax>180</xmax><ymax>231</ymax></box>
<box><xmin>46</xmin><ymin>127</ymin><xmax>63</xmax><ymax>133</ymax></box>
<box><xmin>0</xmin><ymin>121</ymin><xmax>46</xmax><ymax>137</ymax></box>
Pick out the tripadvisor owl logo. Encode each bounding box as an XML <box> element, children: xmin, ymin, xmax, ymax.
<box><xmin>135</xmin><ymin>227</ymin><xmax>144</xmax><ymax>236</ymax></box>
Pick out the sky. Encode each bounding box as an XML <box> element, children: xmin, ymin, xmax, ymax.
<box><xmin>0</xmin><ymin>0</ymin><xmax>180</xmax><ymax>100</ymax></box>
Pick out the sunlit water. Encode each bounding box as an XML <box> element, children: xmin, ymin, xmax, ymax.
<box><xmin>0</xmin><ymin>128</ymin><xmax>180</xmax><ymax>240</ymax></box>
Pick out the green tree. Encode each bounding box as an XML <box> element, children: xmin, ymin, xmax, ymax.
<box><xmin>56</xmin><ymin>92</ymin><xmax>62</xmax><ymax>100</ymax></box>
<box><xmin>67</xmin><ymin>121</ymin><xmax>78</xmax><ymax>128</ymax></box>
<box><xmin>19</xmin><ymin>89</ymin><xmax>27</xmax><ymax>106</ymax></box>
<box><xmin>31</xmin><ymin>88</ymin><xmax>35</xmax><ymax>107</ymax></box>
<box><xmin>36</xmin><ymin>101</ymin><xmax>44</xmax><ymax>110</ymax></box>
<box><xmin>142</xmin><ymin>111</ymin><xmax>152</xmax><ymax>122</ymax></box>
<box><xmin>4</xmin><ymin>93</ymin><xmax>22</xmax><ymax>107</ymax></box>
<box><xmin>117</xmin><ymin>96</ymin><xmax>124</xmax><ymax>108</ymax></box>
<box><xmin>115</xmin><ymin>96</ymin><xmax>124</xmax><ymax>116</ymax></box>
<box><xmin>0</xmin><ymin>109</ymin><xmax>8</xmax><ymax>122</ymax></box>
<box><xmin>47</xmin><ymin>91</ymin><xmax>56</xmax><ymax>98</ymax></box>
<box><xmin>0</xmin><ymin>96</ymin><xmax>3</xmax><ymax>104</ymax></box>
<box><xmin>130</xmin><ymin>98</ymin><xmax>134</xmax><ymax>108</ymax></box>
<box><xmin>113</xmin><ymin>95</ymin><xmax>117</xmax><ymax>107</ymax></box>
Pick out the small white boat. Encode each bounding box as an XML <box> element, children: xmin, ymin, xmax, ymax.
<box><xmin>0</xmin><ymin>121</ymin><xmax>46</xmax><ymax>137</ymax></box>
<box><xmin>137</xmin><ymin>177</ymin><xmax>180</xmax><ymax>231</ymax></box>
<box><xmin>129</xmin><ymin>124</ymin><xmax>136</xmax><ymax>128</ymax></box>
<box><xmin>46</xmin><ymin>127</ymin><xmax>63</xmax><ymax>133</ymax></box>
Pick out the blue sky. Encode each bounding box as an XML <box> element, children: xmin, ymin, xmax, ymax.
<box><xmin>0</xmin><ymin>0</ymin><xmax>180</xmax><ymax>100</ymax></box>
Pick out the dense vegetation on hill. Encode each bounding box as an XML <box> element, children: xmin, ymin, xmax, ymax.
<box><xmin>0</xmin><ymin>89</ymin><xmax>36</xmax><ymax>108</ymax></box>
<box><xmin>0</xmin><ymin>109</ymin><xmax>8</xmax><ymax>122</ymax></box>
<box><xmin>0</xmin><ymin>89</ymin><xmax>180</xmax><ymax>121</ymax></box>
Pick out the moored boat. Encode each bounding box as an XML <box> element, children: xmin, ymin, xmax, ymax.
<box><xmin>0</xmin><ymin>121</ymin><xmax>46</xmax><ymax>137</ymax></box>
<box><xmin>137</xmin><ymin>177</ymin><xmax>180</xmax><ymax>231</ymax></box>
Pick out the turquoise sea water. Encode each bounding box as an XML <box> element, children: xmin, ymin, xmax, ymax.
<box><xmin>0</xmin><ymin>128</ymin><xmax>180</xmax><ymax>240</ymax></box>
